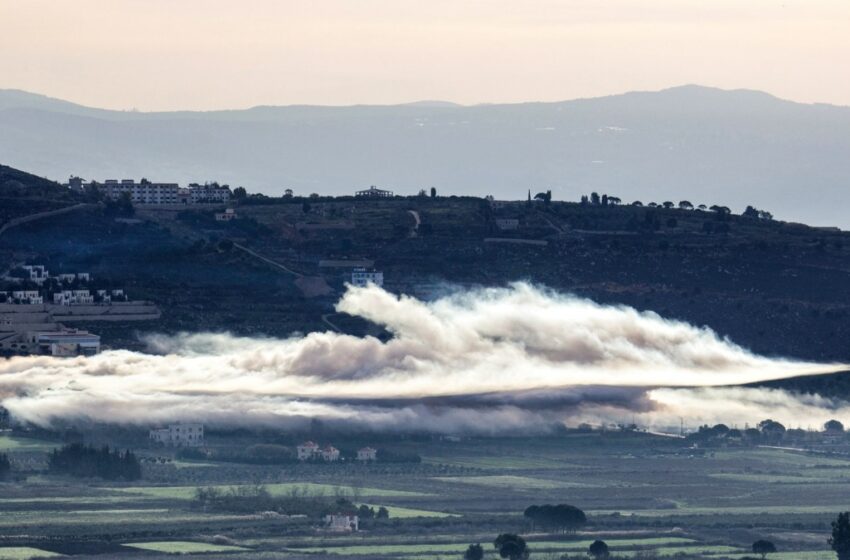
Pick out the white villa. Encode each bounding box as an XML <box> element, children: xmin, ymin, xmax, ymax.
<box><xmin>149</xmin><ymin>423</ymin><xmax>205</xmax><ymax>447</ymax></box>
<box><xmin>356</xmin><ymin>447</ymin><xmax>377</xmax><ymax>461</ymax></box>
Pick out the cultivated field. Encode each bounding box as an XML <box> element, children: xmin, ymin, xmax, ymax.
<box><xmin>1</xmin><ymin>430</ymin><xmax>849</xmax><ymax>559</ymax></box>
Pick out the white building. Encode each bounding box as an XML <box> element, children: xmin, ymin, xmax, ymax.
<box><xmin>324</xmin><ymin>514</ymin><xmax>358</xmax><ymax>532</ymax></box>
<box><xmin>351</xmin><ymin>268</ymin><xmax>383</xmax><ymax>288</ymax></box>
<box><xmin>321</xmin><ymin>445</ymin><xmax>340</xmax><ymax>462</ymax></box>
<box><xmin>149</xmin><ymin>423</ymin><xmax>204</xmax><ymax>447</ymax></box>
<box><xmin>53</xmin><ymin>290</ymin><xmax>94</xmax><ymax>305</ymax></box>
<box><xmin>22</xmin><ymin>265</ymin><xmax>49</xmax><ymax>284</ymax></box>
<box><xmin>297</xmin><ymin>441</ymin><xmax>340</xmax><ymax>462</ymax></box>
<box><xmin>215</xmin><ymin>208</ymin><xmax>238</xmax><ymax>221</ymax></box>
<box><xmin>356</xmin><ymin>447</ymin><xmax>377</xmax><ymax>462</ymax></box>
<box><xmin>103</xmin><ymin>179</ymin><xmax>180</xmax><ymax>204</ymax></box>
<box><xmin>12</xmin><ymin>291</ymin><xmax>43</xmax><ymax>305</ymax></box>
<box><xmin>56</xmin><ymin>273</ymin><xmax>76</xmax><ymax>284</ymax></box>
<box><xmin>189</xmin><ymin>184</ymin><xmax>231</xmax><ymax>203</ymax></box>
<box><xmin>29</xmin><ymin>330</ymin><xmax>101</xmax><ymax>356</ymax></box>
<box><xmin>297</xmin><ymin>441</ymin><xmax>320</xmax><ymax>460</ymax></box>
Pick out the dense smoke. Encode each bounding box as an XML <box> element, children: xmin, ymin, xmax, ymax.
<box><xmin>0</xmin><ymin>283</ymin><xmax>844</xmax><ymax>433</ymax></box>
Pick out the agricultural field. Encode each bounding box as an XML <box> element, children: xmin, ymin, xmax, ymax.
<box><xmin>0</xmin><ymin>430</ymin><xmax>847</xmax><ymax>559</ymax></box>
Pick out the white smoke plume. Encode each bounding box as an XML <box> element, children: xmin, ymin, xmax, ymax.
<box><xmin>0</xmin><ymin>283</ymin><xmax>844</xmax><ymax>433</ymax></box>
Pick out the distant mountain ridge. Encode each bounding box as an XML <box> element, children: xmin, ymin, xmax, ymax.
<box><xmin>2</xmin><ymin>85</ymin><xmax>849</xmax><ymax>227</ymax></box>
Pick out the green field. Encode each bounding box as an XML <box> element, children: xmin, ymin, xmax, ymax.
<box><xmin>124</xmin><ymin>541</ymin><xmax>248</xmax><ymax>553</ymax></box>
<box><xmin>0</xmin><ymin>548</ymin><xmax>62</xmax><ymax>560</ymax></box>
<box><xmin>1</xmin><ymin>432</ymin><xmax>849</xmax><ymax>559</ymax></box>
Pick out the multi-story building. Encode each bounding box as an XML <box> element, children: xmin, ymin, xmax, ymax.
<box><xmin>149</xmin><ymin>423</ymin><xmax>205</xmax><ymax>447</ymax></box>
<box><xmin>102</xmin><ymin>179</ymin><xmax>180</xmax><ymax>204</ymax></box>
<box><xmin>351</xmin><ymin>268</ymin><xmax>384</xmax><ymax>288</ymax></box>
<box><xmin>297</xmin><ymin>441</ymin><xmax>320</xmax><ymax>460</ymax></box>
<box><xmin>188</xmin><ymin>183</ymin><xmax>231</xmax><ymax>203</ymax></box>
<box><xmin>321</xmin><ymin>445</ymin><xmax>340</xmax><ymax>462</ymax></box>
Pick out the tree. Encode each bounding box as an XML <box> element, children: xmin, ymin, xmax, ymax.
<box><xmin>825</xmin><ymin>420</ymin><xmax>845</xmax><ymax>434</ymax></box>
<box><xmin>662</xmin><ymin>201</ymin><xmax>674</xmax><ymax>209</ymax></box>
<box><xmin>524</xmin><ymin>504</ymin><xmax>586</xmax><ymax>533</ymax></box>
<box><xmin>376</xmin><ymin>506</ymin><xmax>389</xmax><ymax>519</ymax></box>
<box><xmin>679</xmin><ymin>200</ymin><xmax>693</xmax><ymax>210</ymax></box>
<box><xmin>430</xmin><ymin>187</ymin><xmax>437</xmax><ymax>198</ymax></box>
<box><xmin>632</xmin><ymin>200</ymin><xmax>643</xmax><ymax>206</ymax></box>
<box><xmin>758</xmin><ymin>419</ymin><xmax>786</xmax><ymax>440</ymax></box>
<box><xmin>743</xmin><ymin>205</ymin><xmax>760</xmax><ymax>218</ymax></box>
<box><xmin>752</xmin><ymin>540</ymin><xmax>776</xmax><ymax>558</ymax></box>
<box><xmin>0</xmin><ymin>453</ymin><xmax>10</xmax><ymax>480</ymax></box>
<box><xmin>590</xmin><ymin>192</ymin><xmax>600</xmax><ymax>205</ymax></box>
<box><xmin>233</xmin><ymin>186</ymin><xmax>247</xmax><ymax>200</ymax></box>
<box><xmin>464</xmin><ymin>543</ymin><xmax>484</xmax><ymax>560</ymax></box>
<box><xmin>494</xmin><ymin>534</ymin><xmax>528</xmax><ymax>560</ymax></box>
<box><xmin>831</xmin><ymin>512</ymin><xmax>850</xmax><ymax>560</ymax></box>
<box><xmin>588</xmin><ymin>540</ymin><xmax>609</xmax><ymax>559</ymax></box>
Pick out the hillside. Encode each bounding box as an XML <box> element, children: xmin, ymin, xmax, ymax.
<box><xmin>2</xmin><ymin>165</ymin><xmax>850</xmax><ymax>379</ymax></box>
<box><xmin>2</xmin><ymin>86</ymin><xmax>850</xmax><ymax>227</ymax></box>
<box><xmin>0</xmin><ymin>163</ymin><xmax>83</xmax><ymax>229</ymax></box>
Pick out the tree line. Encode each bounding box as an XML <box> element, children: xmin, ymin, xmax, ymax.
<box><xmin>47</xmin><ymin>443</ymin><xmax>141</xmax><ymax>481</ymax></box>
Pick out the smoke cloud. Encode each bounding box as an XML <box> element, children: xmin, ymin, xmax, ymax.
<box><xmin>0</xmin><ymin>283</ymin><xmax>844</xmax><ymax>433</ymax></box>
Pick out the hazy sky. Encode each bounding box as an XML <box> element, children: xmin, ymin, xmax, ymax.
<box><xmin>2</xmin><ymin>0</ymin><xmax>848</xmax><ymax>110</ymax></box>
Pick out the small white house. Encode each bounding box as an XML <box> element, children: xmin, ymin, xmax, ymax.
<box><xmin>56</xmin><ymin>273</ymin><xmax>76</xmax><ymax>283</ymax></box>
<box><xmin>76</xmin><ymin>273</ymin><xmax>91</xmax><ymax>282</ymax></box>
<box><xmin>297</xmin><ymin>441</ymin><xmax>320</xmax><ymax>460</ymax></box>
<box><xmin>356</xmin><ymin>447</ymin><xmax>377</xmax><ymax>462</ymax></box>
<box><xmin>12</xmin><ymin>291</ymin><xmax>42</xmax><ymax>304</ymax></box>
<box><xmin>149</xmin><ymin>423</ymin><xmax>204</xmax><ymax>447</ymax></box>
<box><xmin>215</xmin><ymin>208</ymin><xmax>238</xmax><ymax>221</ymax></box>
<box><xmin>324</xmin><ymin>514</ymin><xmax>358</xmax><ymax>532</ymax></box>
<box><xmin>351</xmin><ymin>268</ymin><xmax>384</xmax><ymax>288</ymax></box>
<box><xmin>321</xmin><ymin>445</ymin><xmax>340</xmax><ymax>462</ymax></box>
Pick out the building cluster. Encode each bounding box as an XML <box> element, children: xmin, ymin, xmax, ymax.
<box><xmin>296</xmin><ymin>441</ymin><xmax>377</xmax><ymax>462</ymax></box>
<box><xmin>18</xmin><ymin>265</ymin><xmax>90</xmax><ymax>286</ymax></box>
<box><xmin>68</xmin><ymin>177</ymin><xmax>232</xmax><ymax>205</ymax></box>
<box><xmin>297</xmin><ymin>441</ymin><xmax>340</xmax><ymax>462</ymax></box>
<box><xmin>1</xmin><ymin>265</ymin><xmax>127</xmax><ymax>307</ymax></box>
<box><xmin>350</xmin><ymin>268</ymin><xmax>384</xmax><ymax>288</ymax></box>
<box><xmin>149</xmin><ymin>423</ymin><xmax>205</xmax><ymax>447</ymax></box>
<box><xmin>53</xmin><ymin>289</ymin><xmax>125</xmax><ymax>306</ymax></box>
<box><xmin>0</xmin><ymin>314</ymin><xmax>100</xmax><ymax>357</ymax></box>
